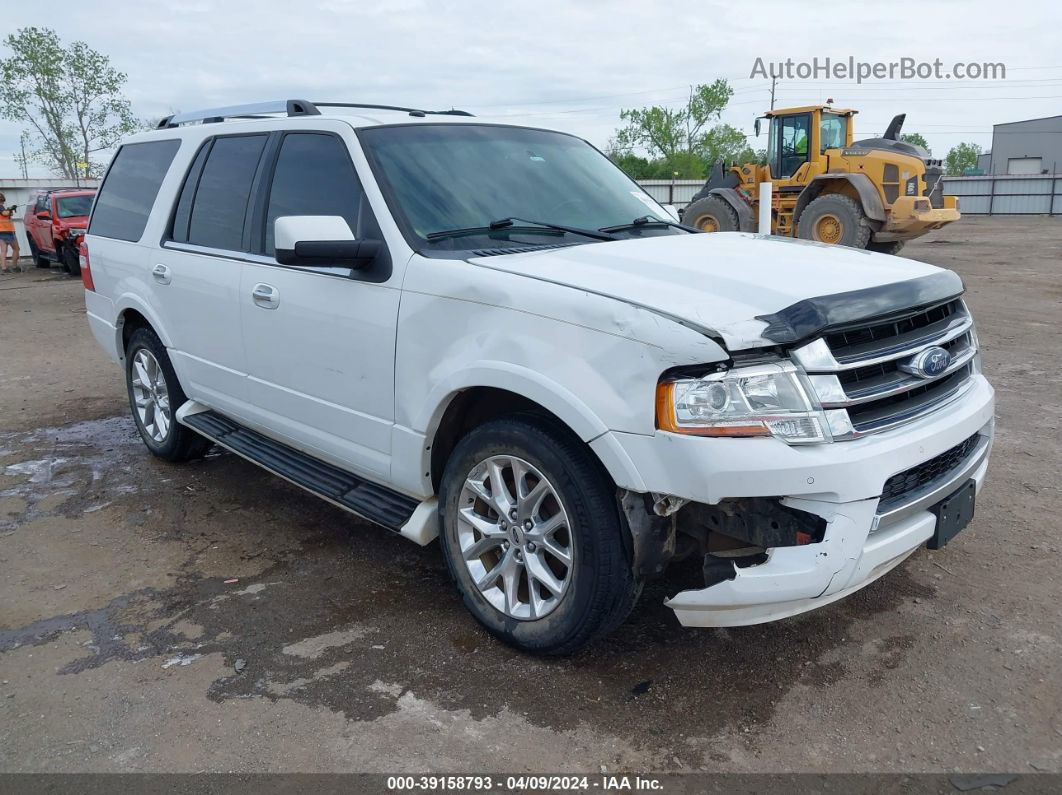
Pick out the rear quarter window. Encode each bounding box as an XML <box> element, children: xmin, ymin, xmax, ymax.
<box><xmin>89</xmin><ymin>140</ymin><xmax>181</xmax><ymax>242</ymax></box>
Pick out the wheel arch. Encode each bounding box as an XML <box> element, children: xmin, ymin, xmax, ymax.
<box><xmin>794</xmin><ymin>174</ymin><xmax>886</xmax><ymax>225</ymax></box>
<box><xmin>705</xmin><ymin>188</ymin><xmax>756</xmax><ymax>232</ymax></box>
<box><xmin>113</xmin><ymin>296</ymin><xmax>172</xmax><ymax>362</ymax></box>
<box><xmin>418</xmin><ymin>368</ymin><xmax>644</xmax><ymax>495</ymax></box>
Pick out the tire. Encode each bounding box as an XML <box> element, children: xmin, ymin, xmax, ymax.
<box><xmin>62</xmin><ymin>245</ymin><xmax>81</xmax><ymax>276</ymax></box>
<box><xmin>438</xmin><ymin>414</ymin><xmax>641</xmax><ymax>655</ymax></box>
<box><xmin>683</xmin><ymin>195</ymin><xmax>739</xmax><ymax>233</ymax></box>
<box><xmin>125</xmin><ymin>327</ymin><xmax>212</xmax><ymax>462</ymax></box>
<box><xmin>796</xmin><ymin>194</ymin><xmax>872</xmax><ymax>249</ymax></box>
<box><xmin>29</xmin><ymin>239</ymin><xmax>49</xmax><ymax>269</ymax></box>
<box><xmin>867</xmin><ymin>240</ymin><xmax>906</xmax><ymax>256</ymax></box>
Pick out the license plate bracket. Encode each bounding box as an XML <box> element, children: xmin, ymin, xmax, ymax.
<box><xmin>928</xmin><ymin>478</ymin><xmax>976</xmax><ymax>550</ymax></box>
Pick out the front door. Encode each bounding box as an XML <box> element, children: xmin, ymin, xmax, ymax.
<box><xmin>238</xmin><ymin>131</ymin><xmax>399</xmax><ymax>480</ymax></box>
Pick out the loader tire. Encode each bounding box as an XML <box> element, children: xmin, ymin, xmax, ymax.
<box><xmin>868</xmin><ymin>240</ymin><xmax>905</xmax><ymax>256</ymax></box>
<box><xmin>683</xmin><ymin>195</ymin><xmax>739</xmax><ymax>233</ymax></box>
<box><xmin>797</xmin><ymin>194</ymin><xmax>872</xmax><ymax>249</ymax></box>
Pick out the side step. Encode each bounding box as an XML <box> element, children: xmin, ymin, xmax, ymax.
<box><xmin>181</xmin><ymin>408</ymin><xmax>420</xmax><ymax>533</ymax></box>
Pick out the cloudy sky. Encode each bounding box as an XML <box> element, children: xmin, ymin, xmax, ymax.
<box><xmin>2</xmin><ymin>0</ymin><xmax>1060</xmax><ymax>177</ymax></box>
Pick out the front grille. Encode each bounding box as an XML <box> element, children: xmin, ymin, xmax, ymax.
<box><xmin>878</xmin><ymin>432</ymin><xmax>980</xmax><ymax>508</ymax></box>
<box><xmin>793</xmin><ymin>298</ymin><xmax>978</xmax><ymax>438</ymax></box>
<box><xmin>924</xmin><ymin>166</ymin><xmax>945</xmax><ymax>209</ymax></box>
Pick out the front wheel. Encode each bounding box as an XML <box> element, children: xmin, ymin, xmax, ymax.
<box><xmin>796</xmin><ymin>194</ymin><xmax>872</xmax><ymax>248</ymax></box>
<box><xmin>867</xmin><ymin>240</ymin><xmax>906</xmax><ymax>256</ymax></box>
<box><xmin>439</xmin><ymin>414</ymin><xmax>641</xmax><ymax>655</ymax></box>
<box><xmin>125</xmin><ymin>327</ymin><xmax>212</xmax><ymax>462</ymax></box>
<box><xmin>28</xmin><ymin>239</ymin><xmax>49</xmax><ymax>269</ymax></box>
<box><xmin>683</xmin><ymin>195</ymin><xmax>739</xmax><ymax>233</ymax></box>
<box><xmin>62</xmin><ymin>244</ymin><xmax>81</xmax><ymax>276</ymax></box>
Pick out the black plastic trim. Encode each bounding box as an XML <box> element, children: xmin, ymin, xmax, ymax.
<box><xmin>754</xmin><ymin>270</ymin><xmax>965</xmax><ymax>345</ymax></box>
<box><xmin>183</xmin><ymin>410</ymin><xmax>418</xmax><ymax>531</ymax></box>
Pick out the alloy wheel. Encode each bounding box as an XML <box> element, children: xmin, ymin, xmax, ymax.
<box><xmin>457</xmin><ymin>455</ymin><xmax>575</xmax><ymax>620</ymax></box>
<box><xmin>130</xmin><ymin>349</ymin><xmax>171</xmax><ymax>443</ymax></box>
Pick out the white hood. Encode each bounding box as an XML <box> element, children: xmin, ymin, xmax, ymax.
<box><xmin>469</xmin><ymin>232</ymin><xmax>948</xmax><ymax>349</ymax></box>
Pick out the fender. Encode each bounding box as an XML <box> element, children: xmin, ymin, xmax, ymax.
<box><xmin>707</xmin><ymin>187</ymin><xmax>756</xmax><ymax>232</ymax></box>
<box><xmin>416</xmin><ymin>361</ymin><xmax>610</xmax><ymax>443</ymax></box>
<box><xmin>389</xmin><ymin>361</ymin><xmax>648</xmax><ymax>498</ymax></box>
<box><xmin>794</xmin><ymin>173</ymin><xmax>886</xmax><ymax>224</ymax></box>
<box><xmin>112</xmin><ymin>292</ymin><xmax>174</xmax><ymax>358</ymax></box>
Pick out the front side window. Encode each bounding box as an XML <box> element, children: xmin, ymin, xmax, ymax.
<box><xmin>358</xmin><ymin>124</ymin><xmax>678</xmax><ymax>250</ymax></box>
<box><xmin>264</xmin><ymin>133</ymin><xmax>364</xmax><ymax>255</ymax></box>
<box><xmin>819</xmin><ymin>113</ymin><xmax>846</xmax><ymax>153</ymax></box>
<box><xmin>57</xmin><ymin>195</ymin><xmax>94</xmax><ymax>218</ymax></box>
<box><xmin>181</xmin><ymin>134</ymin><xmax>267</xmax><ymax>251</ymax></box>
<box><xmin>89</xmin><ymin>140</ymin><xmax>180</xmax><ymax>241</ymax></box>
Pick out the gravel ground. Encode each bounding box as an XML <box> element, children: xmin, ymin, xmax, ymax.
<box><xmin>0</xmin><ymin>217</ymin><xmax>1060</xmax><ymax>774</ymax></box>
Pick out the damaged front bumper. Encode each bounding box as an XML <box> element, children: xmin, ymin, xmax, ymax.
<box><xmin>599</xmin><ymin>374</ymin><xmax>995</xmax><ymax>628</ymax></box>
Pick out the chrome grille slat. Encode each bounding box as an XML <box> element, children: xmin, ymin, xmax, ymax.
<box><xmin>794</xmin><ymin>298</ymin><xmax>978</xmax><ymax>439</ymax></box>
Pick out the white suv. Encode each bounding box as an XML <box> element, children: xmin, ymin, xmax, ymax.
<box><xmin>82</xmin><ymin>99</ymin><xmax>994</xmax><ymax>654</ymax></box>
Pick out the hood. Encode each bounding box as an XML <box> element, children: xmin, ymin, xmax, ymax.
<box><xmin>468</xmin><ymin>232</ymin><xmax>954</xmax><ymax>350</ymax></box>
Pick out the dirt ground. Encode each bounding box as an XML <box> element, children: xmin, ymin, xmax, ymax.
<box><xmin>1</xmin><ymin>217</ymin><xmax>1060</xmax><ymax>774</ymax></box>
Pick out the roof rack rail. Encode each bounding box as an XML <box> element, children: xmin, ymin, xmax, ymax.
<box><xmin>157</xmin><ymin>99</ymin><xmax>320</xmax><ymax>128</ymax></box>
<box><xmin>312</xmin><ymin>102</ymin><xmax>474</xmax><ymax>118</ymax></box>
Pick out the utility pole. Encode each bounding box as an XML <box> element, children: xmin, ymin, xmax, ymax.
<box><xmin>770</xmin><ymin>77</ymin><xmax>777</xmax><ymax>110</ymax></box>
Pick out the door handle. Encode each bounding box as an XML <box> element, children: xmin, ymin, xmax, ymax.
<box><xmin>152</xmin><ymin>263</ymin><xmax>172</xmax><ymax>285</ymax></box>
<box><xmin>251</xmin><ymin>283</ymin><xmax>279</xmax><ymax>309</ymax></box>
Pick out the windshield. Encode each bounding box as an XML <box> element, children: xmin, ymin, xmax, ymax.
<box><xmin>358</xmin><ymin>124</ymin><xmax>679</xmax><ymax>250</ymax></box>
<box><xmin>57</xmin><ymin>195</ymin><xmax>93</xmax><ymax>218</ymax></box>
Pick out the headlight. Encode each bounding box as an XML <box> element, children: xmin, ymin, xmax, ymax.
<box><xmin>70</xmin><ymin>228</ymin><xmax>85</xmax><ymax>236</ymax></box>
<box><xmin>656</xmin><ymin>362</ymin><xmax>830</xmax><ymax>444</ymax></box>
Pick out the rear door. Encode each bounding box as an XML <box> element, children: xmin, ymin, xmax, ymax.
<box><xmin>158</xmin><ymin>133</ymin><xmax>269</xmax><ymax>415</ymax></box>
<box><xmin>237</xmin><ymin>129</ymin><xmax>400</xmax><ymax>479</ymax></box>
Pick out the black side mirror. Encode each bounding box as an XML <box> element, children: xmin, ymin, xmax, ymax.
<box><xmin>754</xmin><ymin>118</ymin><xmax>761</xmax><ymax>137</ymax></box>
<box><xmin>276</xmin><ymin>238</ymin><xmax>381</xmax><ymax>269</ymax></box>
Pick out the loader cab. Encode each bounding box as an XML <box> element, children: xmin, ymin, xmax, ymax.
<box><xmin>759</xmin><ymin>106</ymin><xmax>855</xmax><ymax>184</ymax></box>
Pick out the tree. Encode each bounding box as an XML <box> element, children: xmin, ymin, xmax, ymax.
<box><xmin>945</xmin><ymin>142</ymin><xmax>982</xmax><ymax>176</ymax></box>
<box><xmin>612</xmin><ymin>80</ymin><xmax>741</xmax><ymax>178</ymax></box>
<box><xmin>901</xmin><ymin>132</ymin><xmax>930</xmax><ymax>154</ymax></box>
<box><xmin>0</xmin><ymin>27</ymin><xmax>139</xmax><ymax>179</ymax></box>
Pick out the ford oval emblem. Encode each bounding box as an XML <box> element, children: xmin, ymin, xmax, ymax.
<box><xmin>901</xmin><ymin>346</ymin><xmax>952</xmax><ymax>379</ymax></box>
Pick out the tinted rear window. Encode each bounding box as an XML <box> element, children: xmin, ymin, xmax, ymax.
<box><xmin>89</xmin><ymin>140</ymin><xmax>180</xmax><ymax>241</ymax></box>
<box><xmin>185</xmin><ymin>135</ymin><xmax>267</xmax><ymax>251</ymax></box>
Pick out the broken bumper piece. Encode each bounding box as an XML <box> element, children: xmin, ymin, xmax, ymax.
<box><xmin>665</xmin><ymin>429</ymin><xmax>992</xmax><ymax>628</ymax></box>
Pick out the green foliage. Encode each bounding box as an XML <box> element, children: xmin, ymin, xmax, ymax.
<box><xmin>900</xmin><ymin>132</ymin><xmax>930</xmax><ymax>154</ymax></box>
<box><xmin>0</xmin><ymin>27</ymin><xmax>139</xmax><ymax>179</ymax></box>
<box><xmin>609</xmin><ymin>80</ymin><xmax>755</xmax><ymax>179</ymax></box>
<box><xmin>945</xmin><ymin>142</ymin><xmax>982</xmax><ymax>177</ymax></box>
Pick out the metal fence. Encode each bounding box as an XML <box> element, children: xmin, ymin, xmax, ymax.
<box><xmin>637</xmin><ymin>180</ymin><xmax>706</xmax><ymax>210</ymax></box>
<box><xmin>637</xmin><ymin>175</ymin><xmax>1062</xmax><ymax>216</ymax></box>
<box><xmin>941</xmin><ymin>174</ymin><xmax>1062</xmax><ymax>215</ymax></box>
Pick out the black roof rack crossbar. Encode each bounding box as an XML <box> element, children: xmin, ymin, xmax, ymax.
<box><xmin>157</xmin><ymin>99</ymin><xmax>321</xmax><ymax>128</ymax></box>
<box><xmin>312</xmin><ymin>102</ymin><xmax>474</xmax><ymax>117</ymax></box>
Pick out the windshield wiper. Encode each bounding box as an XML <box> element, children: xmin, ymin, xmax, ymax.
<box><xmin>599</xmin><ymin>215</ymin><xmax>699</xmax><ymax>234</ymax></box>
<box><xmin>426</xmin><ymin>217</ymin><xmax>616</xmax><ymax>242</ymax></box>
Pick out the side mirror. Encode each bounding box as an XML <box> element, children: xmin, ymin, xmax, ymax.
<box><xmin>662</xmin><ymin>204</ymin><xmax>681</xmax><ymax>222</ymax></box>
<box><xmin>754</xmin><ymin>118</ymin><xmax>761</xmax><ymax>137</ymax></box>
<box><xmin>274</xmin><ymin>215</ymin><xmax>380</xmax><ymax>269</ymax></box>
<box><xmin>37</xmin><ymin>211</ymin><xmax>51</xmax><ymax>221</ymax></box>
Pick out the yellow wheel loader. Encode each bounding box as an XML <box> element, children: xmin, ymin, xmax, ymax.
<box><xmin>683</xmin><ymin>105</ymin><xmax>960</xmax><ymax>253</ymax></box>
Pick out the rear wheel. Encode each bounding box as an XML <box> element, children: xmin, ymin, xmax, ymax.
<box><xmin>439</xmin><ymin>414</ymin><xmax>641</xmax><ymax>655</ymax></box>
<box><xmin>125</xmin><ymin>327</ymin><xmax>212</xmax><ymax>462</ymax></box>
<box><xmin>868</xmin><ymin>240</ymin><xmax>906</xmax><ymax>256</ymax></box>
<box><xmin>683</xmin><ymin>195</ymin><xmax>739</xmax><ymax>233</ymax></box>
<box><xmin>796</xmin><ymin>194</ymin><xmax>872</xmax><ymax>248</ymax></box>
